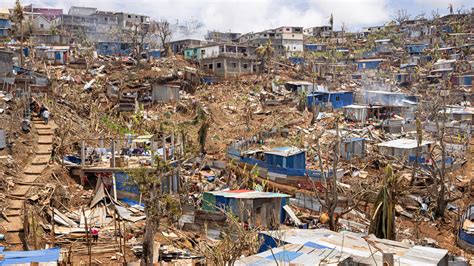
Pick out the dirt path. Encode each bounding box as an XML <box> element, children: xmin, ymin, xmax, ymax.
<box><xmin>1</xmin><ymin>117</ymin><xmax>54</xmax><ymax>251</ymax></box>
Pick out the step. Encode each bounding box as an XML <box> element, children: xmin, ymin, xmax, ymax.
<box><xmin>2</xmin><ymin>216</ymin><xmax>24</xmax><ymax>232</ymax></box>
<box><xmin>34</xmin><ymin>124</ymin><xmax>51</xmax><ymax>130</ymax></box>
<box><xmin>20</xmin><ymin>173</ymin><xmax>40</xmax><ymax>183</ymax></box>
<box><xmin>38</xmin><ymin>136</ymin><xmax>53</xmax><ymax>145</ymax></box>
<box><xmin>6</xmin><ymin>232</ymin><xmax>23</xmax><ymax>245</ymax></box>
<box><xmin>37</xmin><ymin>130</ymin><xmax>53</xmax><ymax>136</ymax></box>
<box><xmin>23</xmin><ymin>164</ymin><xmax>47</xmax><ymax>175</ymax></box>
<box><xmin>37</xmin><ymin>145</ymin><xmax>52</xmax><ymax>155</ymax></box>
<box><xmin>5</xmin><ymin>209</ymin><xmax>22</xmax><ymax>216</ymax></box>
<box><xmin>31</xmin><ymin>155</ymin><xmax>50</xmax><ymax>165</ymax></box>
<box><xmin>8</xmin><ymin>199</ymin><xmax>24</xmax><ymax>209</ymax></box>
<box><xmin>10</xmin><ymin>185</ymin><xmax>30</xmax><ymax>197</ymax></box>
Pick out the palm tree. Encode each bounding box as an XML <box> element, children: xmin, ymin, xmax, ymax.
<box><xmin>13</xmin><ymin>0</ymin><xmax>24</xmax><ymax>67</ymax></box>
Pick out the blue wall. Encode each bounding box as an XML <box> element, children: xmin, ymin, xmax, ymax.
<box><xmin>148</xmin><ymin>50</ymin><xmax>161</xmax><ymax>58</ymax></box>
<box><xmin>304</xmin><ymin>44</ymin><xmax>326</xmax><ymax>52</ymax></box>
<box><xmin>0</xmin><ymin>19</ymin><xmax>11</xmax><ymax>29</ymax></box>
<box><xmin>357</xmin><ymin>60</ymin><xmax>382</xmax><ymax>70</ymax></box>
<box><xmin>289</xmin><ymin>57</ymin><xmax>304</xmax><ymax>65</ymax></box>
<box><xmin>115</xmin><ymin>172</ymin><xmax>140</xmax><ymax>195</ymax></box>
<box><xmin>406</xmin><ymin>44</ymin><xmax>428</xmax><ymax>54</ymax></box>
<box><xmin>97</xmin><ymin>42</ymin><xmax>132</xmax><ymax>56</ymax></box>
<box><xmin>308</xmin><ymin>92</ymin><xmax>353</xmax><ymax>109</ymax></box>
<box><xmin>265</xmin><ymin>152</ymin><xmax>306</xmax><ymax>170</ymax></box>
<box><xmin>0</xmin><ymin>29</ymin><xmax>9</xmax><ymax>37</ymax></box>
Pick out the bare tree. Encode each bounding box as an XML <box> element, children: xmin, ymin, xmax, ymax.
<box><xmin>393</xmin><ymin>9</ymin><xmax>410</xmax><ymax>25</ymax></box>
<box><xmin>155</xmin><ymin>19</ymin><xmax>172</xmax><ymax>56</ymax></box>
<box><xmin>312</xmin><ymin>116</ymin><xmax>366</xmax><ymax>231</ymax></box>
<box><xmin>127</xmin><ymin>159</ymin><xmax>172</xmax><ymax>265</ymax></box>
<box><xmin>431</xmin><ymin>9</ymin><xmax>441</xmax><ymax>20</ymax></box>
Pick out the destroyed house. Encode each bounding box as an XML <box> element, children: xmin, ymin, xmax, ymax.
<box><xmin>151</xmin><ymin>83</ymin><xmax>180</xmax><ymax>103</ymax></box>
<box><xmin>257</xmin><ymin>229</ymin><xmax>449</xmax><ymax>265</ymax></box>
<box><xmin>97</xmin><ymin>42</ymin><xmax>133</xmax><ymax>56</ymax></box>
<box><xmin>0</xmin><ymin>50</ymin><xmax>13</xmax><ymax>77</ymax></box>
<box><xmin>202</xmin><ymin>190</ymin><xmax>290</xmax><ymax>228</ymax></box>
<box><xmin>307</xmin><ymin>91</ymin><xmax>354</xmax><ymax>109</ymax></box>
<box><xmin>284</xmin><ymin>80</ymin><xmax>314</xmax><ymax>93</ymax></box>
<box><xmin>452</xmin><ymin>74</ymin><xmax>473</xmax><ymax>87</ymax></box>
<box><xmin>169</xmin><ymin>39</ymin><xmax>207</xmax><ymax>54</ymax></box>
<box><xmin>431</xmin><ymin>59</ymin><xmax>456</xmax><ymax>76</ymax></box>
<box><xmin>357</xmin><ymin>58</ymin><xmax>384</xmax><ymax>71</ymax></box>
<box><xmin>264</xmin><ymin>147</ymin><xmax>306</xmax><ymax>170</ymax></box>
<box><xmin>304</xmin><ymin>43</ymin><xmax>327</xmax><ymax>52</ymax></box>
<box><xmin>458</xmin><ymin>204</ymin><xmax>474</xmax><ymax>252</ymax></box>
<box><xmin>406</xmin><ymin>43</ymin><xmax>429</xmax><ymax>55</ymax></box>
<box><xmin>444</xmin><ymin>107</ymin><xmax>474</xmax><ymax>122</ymax></box>
<box><xmin>358</xmin><ymin>90</ymin><xmax>418</xmax><ymax>107</ymax></box>
<box><xmin>340</xmin><ymin>138</ymin><xmax>366</xmax><ymax>160</ymax></box>
<box><xmin>228</xmin><ymin>145</ymin><xmax>325</xmax><ymax>190</ymax></box>
<box><xmin>0</xmin><ymin>15</ymin><xmax>11</xmax><ymax>37</ymax></box>
<box><xmin>374</xmin><ymin>39</ymin><xmax>392</xmax><ymax>53</ymax></box>
<box><xmin>377</xmin><ymin>138</ymin><xmax>434</xmax><ymax>162</ymax></box>
<box><xmin>236</xmin><ymin>243</ymin><xmax>352</xmax><ymax>265</ymax></box>
<box><xmin>35</xmin><ymin>46</ymin><xmax>70</xmax><ymax>65</ymax></box>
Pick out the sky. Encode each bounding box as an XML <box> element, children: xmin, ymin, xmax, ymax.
<box><xmin>0</xmin><ymin>0</ymin><xmax>472</xmax><ymax>35</ymax></box>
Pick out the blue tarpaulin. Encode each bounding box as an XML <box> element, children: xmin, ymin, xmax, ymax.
<box><xmin>266</xmin><ymin>250</ymin><xmax>302</xmax><ymax>262</ymax></box>
<box><xmin>0</xmin><ymin>247</ymin><xmax>60</xmax><ymax>265</ymax></box>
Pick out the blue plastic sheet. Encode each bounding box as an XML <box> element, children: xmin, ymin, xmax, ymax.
<box><xmin>0</xmin><ymin>247</ymin><xmax>60</xmax><ymax>265</ymax></box>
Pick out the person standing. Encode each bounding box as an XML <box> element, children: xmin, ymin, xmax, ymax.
<box><xmin>91</xmin><ymin>227</ymin><xmax>99</xmax><ymax>243</ymax></box>
<box><xmin>42</xmin><ymin>109</ymin><xmax>50</xmax><ymax>124</ymax></box>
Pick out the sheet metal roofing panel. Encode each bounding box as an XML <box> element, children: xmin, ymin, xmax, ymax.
<box><xmin>264</xmin><ymin>146</ymin><xmax>304</xmax><ymax>157</ymax></box>
<box><xmin>399</xmin><ymin>246</ymin><xmax>448</xmax><ymax>266</ymax></box>
<box><xmin>377</xmin><ymin>138</ymin><xmax>434</xmax><ymax>149</ymax></box>
<box><xmin>206</xmin><ymin>190</ymin><xmax>290</xmax><ymax>199</ymax></box>
<box><xmin>235</xmin><ymin>244</ymin><xmax>351</xmax><ymax>266</ymax></box>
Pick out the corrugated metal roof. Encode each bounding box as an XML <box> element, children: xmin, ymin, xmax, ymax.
<box><xmin>264</xmin><ymin>146</ymin><xmax>304</xmax><ymax>157</ymax></box>
<box><xmin>255</xmin><ymin>229</ymin><xmax>448</xmax><ymax>266</ymax></box>
<box><xmin>206</xmin><ymin>190</ymin><xmax>290</xmax><ymax>199</ymax></box>
<box><xmin>235</xmin><ymin>244</ymin><xmax>351</xmax><ymax>266</ymax></box>
<box><xmin>377</xmin><ymin>138</ymin><xmax>434</xmax><ymax>149</ymax></box>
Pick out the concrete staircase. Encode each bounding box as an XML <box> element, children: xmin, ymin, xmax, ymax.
<box><xmin>1</xmin><ymin>117</ymin><xmax>54</xmax><ymax>250</ymax></box>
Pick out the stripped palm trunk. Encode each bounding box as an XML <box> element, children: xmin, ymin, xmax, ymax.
<box><xmin>369</xmin><ymin>165</ymin><xmax>396</xmax><ymax>240</ymax></box>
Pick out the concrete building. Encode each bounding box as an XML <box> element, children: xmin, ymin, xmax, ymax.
<box><xmin>239</xmin><ymin>26</ymin><xmax>304</xmax><ymax>57</ymax></box>
<box><xmin>205</xmin><ymin>31</ymin><xmax>241</xmax><ymax>43</ymax></box>
<box><xmin>115</xmin><ymin>12</ymin><xmax>150</xmax><ymax>29</ymax></box>
<box><xmin>0</xmin><ymin>14</ymin><xmax>11</xmax><ymax>38</ymax></box>
<box><xmin>303</xmin><ymin>25</ymin><xmax>332</xmax><ymax>38</ymax></box>
<box><xmin>169</xmin><ymin>39</ymin><xmax>208</xmax><ymax>54</ymax></box>
<box><xmin>201</xmin><ymin>55</ymin><xmax>256</xmax><ymax>79</ymax></box>
<box><xmin>24</xmin><ymin>5</ymin><xmax>62</xmax><ymax>20</ymax></box>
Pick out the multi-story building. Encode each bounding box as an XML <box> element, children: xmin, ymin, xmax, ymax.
<box><xmin>0</xmin><ymin>14</ymin><xmax>11</xmax><ymax>38</ymax></box>
<box><xmin>239</xmin><ymin>26</ymin><xmax>304</xmax><ymax>57</ymax></box>
<box><xmin>205</xmin><ymin>31</ymin><xmax>241</xmax><ymax>43</ymax></box>
<box><xmin>184</xmin><ymin>43</ymin><xmax>257</xmax><ymax>78</ymax></box>
<box><xmin>303</xmin><ymin>26</ymin><xmax>333</xmax><ymax>38</ymax></box>
<box><xmin>23</xmin><ymin>5</ymin><xmax>63</xmax><ymax>20</ymax></box>
<box><xmin>115</xmin><ymin>12</ymin><xmax>150</xmax><ymax>29</ymax></box>
<box><xmin>52</xmin><ymin>7</ymin><xmax>149</xmax><ymax>42</ymax></box>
